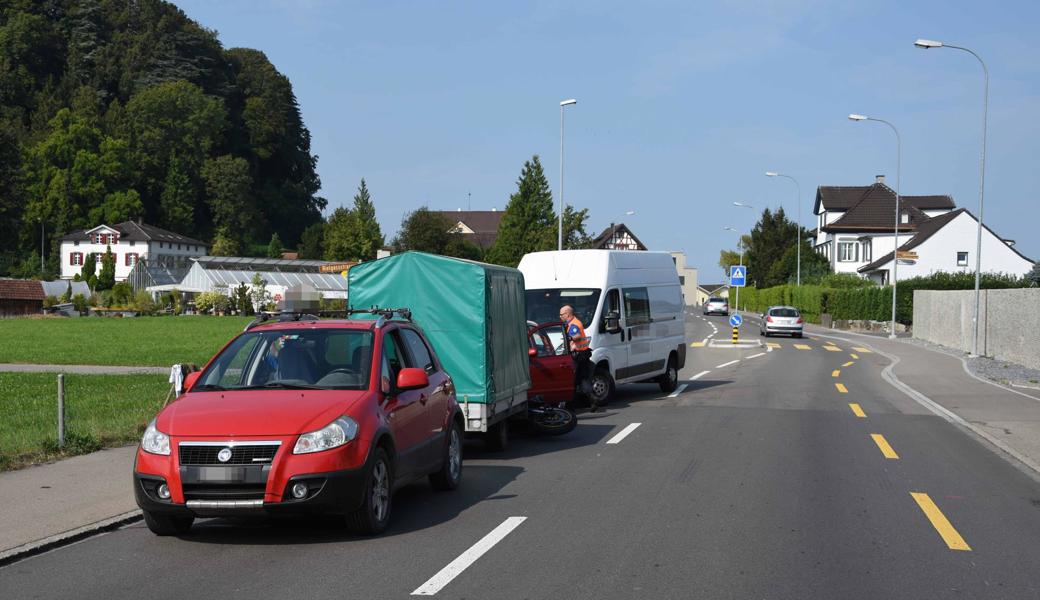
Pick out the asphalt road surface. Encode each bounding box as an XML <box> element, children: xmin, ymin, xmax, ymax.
<box><xmin>4</xmin><ymin>314</ymin><xmax>1040</xmax><ymax>599</ymax></box>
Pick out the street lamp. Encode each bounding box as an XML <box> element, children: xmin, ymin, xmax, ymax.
<box><xmin>558</xmin><ymin>98</ymin><xmax>578</xmax><ymax>251</ymax></box>
<box><xmin>915</xmin><ymin>38</ymin><xmax>989</xmax><ymax>356</ymax></box>
<box><xmin>848</xmin><ymin>113</ymin><xmax>901</xmax><ymax>339</ymax></box>
<box><xmin>766</xmin><ymin>171</ymin><xmax>803</xmax><ymax>285</ymax></box>
<box><xmin>733</xmin><ymin>201</ymin><xmax>755</xmax><ymax>210</ymax></box>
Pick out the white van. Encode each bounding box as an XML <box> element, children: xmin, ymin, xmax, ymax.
<box><xmin>518</xmin><ymin>250</ymin><xmax>687</xmax><ymax>403</ymax></box>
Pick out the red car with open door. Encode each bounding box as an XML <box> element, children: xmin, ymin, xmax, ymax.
<box><xmin>527</xmin><ymin>322</ymin><xmax>574</xmax><ymax>404</ymax></box>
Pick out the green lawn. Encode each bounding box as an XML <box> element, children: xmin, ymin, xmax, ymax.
<box><xmin>0</xmin><ymin>316</ymin><xmax>251</xmax><ymax>366</ymax></box>
<box><xmin>0</xmin><ymin>372</ymin><xmax>170</xmax><ymax>470</ymax></box>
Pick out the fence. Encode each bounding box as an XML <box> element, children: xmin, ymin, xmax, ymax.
<box><xmin>913</xmin><ymin>288</ymin><xmax>1040</xmax><ymax>369</ymax></box>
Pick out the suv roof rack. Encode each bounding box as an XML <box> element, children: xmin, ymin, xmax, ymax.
<box><xmin>346</xmin><ymin>307</ymin><xmax>412</xmax><ymax>322</ymax></box>
<box><xmin>243</xmin><ymin>307</ymin><xmax>412</xmax><ymax>331</ymax></box>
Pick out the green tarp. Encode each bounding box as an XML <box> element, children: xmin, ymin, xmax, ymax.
<box><xmin>347</xmin><ymin>252</ymin><xmax>530</xmax><ymax>405</ymax></box>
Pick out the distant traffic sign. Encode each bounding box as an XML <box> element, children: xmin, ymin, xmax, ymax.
<box><xmin>729</xmin><ymin>313</ymin><xmax>743</xmax><ymax>327</ymax></box>
<box><xmin>729</xmin><ymin>265</ymin><xmax>746</xmax><ymax>287</ymax></box>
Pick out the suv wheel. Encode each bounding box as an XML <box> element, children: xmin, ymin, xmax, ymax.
<box><xmin>657</xmin><ymin>354</ymin><xmax>679</xmax><ymax>393</ymax></box>
<box><xmin>348</xmin><ymin>447</ymin><xmax>392</xmax><ymax>535</ymax></box>
<box><xmin>430</xmin><ymin>421</ymin><xmax>463</xmax><ymax>491</ymax></box>
<box><xmin>143</xmin><ymin>511</ymin><xmax>193</xmax><ymax>536</ymax></box>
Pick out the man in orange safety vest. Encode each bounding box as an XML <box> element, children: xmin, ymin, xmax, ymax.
<box><xmin>560</xmin><ymin>305</ymin><xmax>597</xmax><ymax>411</ymax></box>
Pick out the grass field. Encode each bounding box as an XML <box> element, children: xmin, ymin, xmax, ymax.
<box><xmin>0</xmin><ymin>372</ymin><xmax>170</xmax><ymax>470</ymax></box>
<box><xmin>0</xmin><ymin>316</ymin><xmax>251</xmax><ymax>366</ymax></box>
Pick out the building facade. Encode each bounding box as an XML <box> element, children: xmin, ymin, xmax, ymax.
<box><xmin>59</xmin><ymin>221</ymin><xmax>208</xmax><ymax>282</ymax></box>
<box><xmin>670</xmin><ymin>252</ymin><xmax>699</xmax><ymax>306</ymax></box>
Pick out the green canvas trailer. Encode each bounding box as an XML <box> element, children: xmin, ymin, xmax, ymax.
<box><xmin>347</xmin><ymin>252</ymin><xmax>530</xmax><ymax>434</ymax></box>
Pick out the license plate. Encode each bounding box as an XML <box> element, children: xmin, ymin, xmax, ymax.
<box><xmin>198</xmin><ymin>467</ymin><xmax>246</xmax><ymax>482</ymax></box>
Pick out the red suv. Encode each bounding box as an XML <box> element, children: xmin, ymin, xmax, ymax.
<box><xmin>133</xmin><ymin>312</ymin><xmax>463</xmax><ymax>536</ymax></box>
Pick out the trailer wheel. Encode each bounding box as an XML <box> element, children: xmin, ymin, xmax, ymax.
<box><xmin>484</xmin><ymin>418</ymin><xmax>509</xmax><ymax>452</ymax></box>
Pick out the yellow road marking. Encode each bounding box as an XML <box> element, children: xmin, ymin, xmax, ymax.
<box><xmin>766</xmin><ymin>342</ymin><xmax>781</xmax><ymax>349</ymax></box>
<box><xmin>870</xmin><ymin>434</ymin><xmax>899</xmax><ymax>459</ymax></box>
<box><xmin>832</xmin><ymin>370</ymin><xmax>840</xmax><ymax>378</ymax></box>
<box><xmin>823</xmin><ymin>345</ymin><xmax>842</xmax><ymax>352</ymax></box>
<box><xmin>849</xmin><ymin>403</ymin><xmax>866</xmax><ymax>417</ymax></box>
<box><xmin>850</xmin><ymin>353</ymin><xmax>859</xmax><ymax>359</ymax></box>
<box><xmin>835</xmin><ymin>383</ymin><xmax>848</xmax><ymax>393</ymax></box>
<box><xmin>853</xmin><ymin>347</ymin><xmax>872</xmax><ymax>353</ymax></box>
<box><xmin>690</xmin><ymin>342</ymin><xmax>705</xmax><ymax>347</ymax></box>
<box><xmin>793</xmin><ymin>344</ymin><xmax>811</xmax><ymax>350</ymax></box>
<box><xmin>910</xmin><ymin>492</ymin><xmax>971</xmax><ymax>551</ymax></box>
<box><xmin>842</xmin><ymin>361</ymin><xmax>854</xmax><ymax>367</ymax></box>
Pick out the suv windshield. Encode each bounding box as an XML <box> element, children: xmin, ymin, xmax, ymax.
<box><xmin>770</xmin><ymin>308</ymin><xmax>800</xmax><ymax>318</ymax></box>
<box><xmin>526</xmin><ymin>288</ymin><xmax>602</xmax><ymax>326</ymax></box>
<box><xmin>196</xmin><ymin>328</ymin><xmax>374</xmax><ymax>391</ymax></box>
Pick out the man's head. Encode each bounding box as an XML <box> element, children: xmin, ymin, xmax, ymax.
<box><xmin>559</xmin><ymin>305</ymin><xmax>574</xmax><ymax>322</ymax></box>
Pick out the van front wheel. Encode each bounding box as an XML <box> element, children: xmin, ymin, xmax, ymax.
<box><xmin>657</xmin><ymin>355</ymin><xmax>679</xmax><ymax>393</ymax></box>
<box><xmin>588</xmin><ymin>368</ymin><xmax>614</xmax><ymax>406</ymax></box>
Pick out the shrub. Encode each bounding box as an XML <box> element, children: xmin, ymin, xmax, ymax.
<box><xmin>134</xmin><ymin>291</ymin><xmax>156</xmax><ymax>315</ymax></box>
<box><xmin>72</xmin><ymin>293</ymin><xmax>88</xmax><ymax>315</ymax></box>
<box><xmin>195</xmin><ymin>291</ymin><xmax>230</xmax><ymax>315</ymax></box>
<box><xmin>43</xmin><ymin>295</ymin><xmax>58</xmax><ymax>308</ymax></box>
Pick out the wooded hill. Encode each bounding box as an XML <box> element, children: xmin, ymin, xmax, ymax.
<box><xmin>0</xmin><ymin>0</ymin><xmax>324</xmax><ymax>276</ymax></box>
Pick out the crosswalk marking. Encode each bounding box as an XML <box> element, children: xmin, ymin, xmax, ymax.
<box><xmin>852</xmin><ymin>347</ymin><xmax>872</xmax><ymax>353</ymax></box>
<box><xmin>793</xmin><ymin>344</ymin><xmax>811</xmax><ymax>350</ymax></box>
<box><xmin>823</xmin><ymin>345</ymin><xmax>842</xmax><ymax>352</ymax></box>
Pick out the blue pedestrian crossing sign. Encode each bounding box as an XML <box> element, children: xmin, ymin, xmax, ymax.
<box><xmin>729</xmin><ymin>313</ymin><xmax>743</xmax><ymax>327</ymax></box>
<box><xmin>729</xmin><ymin>265</ymin><xmax>747</xmax><ymax>287</ymax></box>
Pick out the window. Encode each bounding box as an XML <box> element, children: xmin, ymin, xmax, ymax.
<box><xmin>400</xmin><ymin>328</ymin><xmax>435</xmax><ymax>373</ymax></box>
<box><xmin>125</xmin><ymin>253</ymin><xmax>139</xmax><ymax>267</ymax></box>
<box><xmin>74</xmin><ymin>240</ymin><xmax>79</xmax><ymax>246</ymax></box>
<box><xmin>861</xmin><ymin>239</ymin><xmax>872</xmax><ymax>262</ymax></box>
<box><xmin>679</xmin><ymin>275</ymin><xmax>685</xmax><ymax>285</ymax></box>
<box><xmin>382</xmin><ymin>331</ymin><xmax>407</xmax><ymax>382</ymax></box>
<box><xmin>957</xmin><ymin>251</ymin><xmax>969</xmax><ymax>267</ymax></box>
<box><xmin>530</xmin><ymin>329</ymin><xmax>554</xmax><ymax>357</ymax></box>
<box><xmin>70</xmin><ymin>252</ymin><xmax>83</xmax><ymax>266</ymax></box>
<box><xmin>838</xmin><ymin>241</ymin><xmax>858</xmax><ymax>262</ymax></box>
<box><xmin>525</xmin><ymin>288</ymin><xmax>602</xmax><ymax>327</ymax></box>
<box><xmin>599</xmin><ymin>289</ymin><xmax>621</xmax><ymax>333</ymax></box>
<box><xmin>130</xmin><ymin>241</ymin><xmax>135</xmax><ymax>247</ymax></box>
<box><xmin>900</xmin><ymin>212</ymin><xmax>910</xmax><ymax>224</ymax></box>
<box><xmin>623</xmin><ymin>287</ymin><xmax>651</xmax><ymax>325</ymax></box>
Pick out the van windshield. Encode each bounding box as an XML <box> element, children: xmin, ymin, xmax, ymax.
<box><xmin>526</xmin><ymin>288</ymin><xmax>602</xmax><ymax>327</ymax></box>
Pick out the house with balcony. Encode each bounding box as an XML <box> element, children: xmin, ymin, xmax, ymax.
<box><xmin>814</xmin><ymin>176</ymin><xmax>1033</xmax><ymax>283</ymax></box>
<box><xmin>59</xmin><ymin>220</ymin><xmax>208</xmax><ymax>282</ymax></box>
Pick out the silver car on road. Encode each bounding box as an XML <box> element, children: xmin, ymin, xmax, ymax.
<box><xmin>760</xmin><ymin>306</ymin><xmax>804</xmax><ymax>337</ymax></box>
<box><xmin>703</xmin><ymin>297</ymin><xmax>729</xmax><ymax>316</ymax></box>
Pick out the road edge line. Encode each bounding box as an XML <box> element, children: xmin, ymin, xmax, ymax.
<box><xmin>0</xmin><ymin>509</ymin><xmax>142</xmax><ymax>568</ymax></box>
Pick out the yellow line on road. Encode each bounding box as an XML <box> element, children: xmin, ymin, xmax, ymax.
<box><xmin>835</xmin><ymin>383</ymin><xmax>848</xmax><ymax>393</ymax></box>
<box><xmin>832</xmin><ymin>370</ymin><xmax>840</xmax><ymax>378</ymax></box>
<box><xmin>793</xmin><ymin>344</ymin><xmax>811</xmax><ymax>350</ymax></box>
<box><xmin>910</xmin><ymin>492</ymin><xmax>971</xmax><ymax>551</ymax></box>
<box><xmin>870</xmin><ymin>434</ymin><xmax>899</xmax><ymax>459</ymax></box>
<box><xmin>850</xmin><ymin>353</ymin><xmax>859</xmax><ymax>359</ymax></box>
<box><xmin>690</xmin><ymin>342</ymin><xmax>705</xmax><ymax>347</ymax></box>
<box><xmin>842</xmin><ymin>361</ymin><xmax>854</xmax><ymax>367</ymax></box>
<box><xmin>849</xmin><ymin>403</ymin><xmax>866</xmax><ymax>417</ymax></box>
<box><xmin>853</xmin><ymin>347</ymin><xmax>872</xmax><ymax>353</ymax></box>
<box><xmin>766</xmin><ymin>342</ymin><xmax>781</xmax><ymax>349</ymax></box>
<box><xmin>824</xmin><ymin>345</ymin><xmax>842</xmax><ymax>352</ymax></box>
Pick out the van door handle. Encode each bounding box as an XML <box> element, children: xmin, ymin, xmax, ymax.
<box><xmin>620</xmin><ymin>329</ymin><xmax>626</xmax><ymax>342</ymax></box>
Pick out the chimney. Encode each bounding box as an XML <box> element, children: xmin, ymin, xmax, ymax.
<box><xmin>875</xmin><ymin>174</ymin><xmax>886</xmax><ymax>185</ymax></box>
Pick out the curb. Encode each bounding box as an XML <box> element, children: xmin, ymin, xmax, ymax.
<box><xmin>0</xmin><ymin>510</ymin><xmax>142</xmax><ymax>568</ymax></box>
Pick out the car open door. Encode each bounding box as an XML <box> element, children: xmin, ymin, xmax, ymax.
<box><xmin>529</xmin><ymin>323</ymin><xmax>574</xmax><ymax>403</ymax></box>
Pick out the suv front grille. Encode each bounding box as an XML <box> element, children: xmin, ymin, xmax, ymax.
<box><xmin>182</xmin><ymin>484</ymin><xmax>267</xmax><ymax>501</ymax></box>
<box><xmin>178</xmin><ymin>444</ymin><xmax>280</xmax><ymax>466</ymax></box>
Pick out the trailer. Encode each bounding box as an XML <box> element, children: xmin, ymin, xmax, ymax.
<box><xmin>347</xmin><ymin>252</ymin><xmax>530</xmax><ymax>449</ymax></box>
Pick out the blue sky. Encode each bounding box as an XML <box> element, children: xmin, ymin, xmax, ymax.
<box><xmin>174</xmin><ymin>0</ymin><xmax>1039</xmax><ymax>278</ymax></box>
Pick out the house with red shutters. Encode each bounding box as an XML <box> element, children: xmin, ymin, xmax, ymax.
<box><xmin>59</xmin><ymin>220</ymin><xmax>208</xmax><ymax>283</ymax></box>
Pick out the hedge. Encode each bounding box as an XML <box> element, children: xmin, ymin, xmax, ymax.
<box><xmin>734</xmin><ymin>271</ymin><xmax>1030</xmax><ymax>325</ymax></box>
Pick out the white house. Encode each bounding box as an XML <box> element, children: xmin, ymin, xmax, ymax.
<box><xmin>59</xmin><ymin>221</ymin><xmax>208</xmax><ymax>282</ymax></box>
<box><xmin>814</xmin><ymin>176</ymin><xmax>955</xmax><ymax>282</ymax></box>
<box><xmin>858</xmin><ymin>208</ymin><xmax>1034</xmax><ymax>282</ymax></box>
<box><xmin>669</xmin><ymin>251</ymin><xmax>698</xmax><ymax>306</ymax></box>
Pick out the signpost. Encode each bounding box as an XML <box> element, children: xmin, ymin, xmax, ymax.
<box><xmin>729</xmin><ymin>265</ymin><xmax>747</xmax><ymax>314</ymax></box>
<box><xmin>729</xmin><ymin>313</ymin><xmax>742</xmax><ymax>344</ymax></box>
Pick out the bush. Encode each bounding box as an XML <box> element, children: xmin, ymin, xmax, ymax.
<box><xmin>134</xmin><ymin>291</ymin><xmax>156</xmax><ymax>315</ymax></box>
<box><xmin>195</xmin><ymin>291</ymin><xmax>230</xmax><ymax>315</ymax></box>
<box><xmin>43</xmin><ymin>295</ymin><xmax>58</xmax><ymax>308</ymax></box>
<box><xmin>72</xmin><ymin>293</ymin><xmax>88</xmax><ymax>315</ymax></box>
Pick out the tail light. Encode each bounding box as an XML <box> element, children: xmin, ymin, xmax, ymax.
<box><xmin>796</xmin><ymin>317</ymin><xmax>804</xmax><ymax>324</ymax></box>
<box><xmin>766</xmin><ymin>316</ymin><xmax>774</xmax><ymax>323</ymax></box>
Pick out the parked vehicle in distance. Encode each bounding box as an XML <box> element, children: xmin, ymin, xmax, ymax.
<box><xmin>760</xmin><ymin>306</ymin><xmax>804</xmax><ymax>337</ymax></box>
<box><xmin>519</xmin><ymin>250</ymin><xmax>687</xmax><ymax>406</ymax></box>
<box><xmin>703</xmin><ymin>297</ymin><xmax>729</xmax><ymax>316</ymax></box>
<box><xmin>133</xmin><ymin>310</ymin><xmax>463</xmax><ymax>537</ymax></box>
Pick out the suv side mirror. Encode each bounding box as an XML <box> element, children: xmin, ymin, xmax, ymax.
<box><xmin>528</xmin><ymin>347</ymin><xmax>537</xmax><ymax>357</ymax></box>
<box><xmin>603</xmin><ymin>311</ymin><xmax>622</xmax><ymax>334</ymax></box>
<box><xmin>396</xmin><ymin>368</ymin><xmax>429</xmax><ymax>391</ymax></box>
<box><xmin>183</xmin><ymin>371</ymin><xmax>201</xmax><ymax>393</ymax></box>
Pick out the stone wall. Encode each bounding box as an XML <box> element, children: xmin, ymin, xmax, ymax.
<box><xmin>913</xmin><ymin>288</ymin><xmax>1040</xmax><ymax>370</ymax></box>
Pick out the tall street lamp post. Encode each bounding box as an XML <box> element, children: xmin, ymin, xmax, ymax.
<box><xmin>558</xmin><ymin>98</ymin><xmax>577</xmax><ymax>251</ymax></box>
<box><xmin>766</xmin><ymin>172</ymin><xmax>802</xmax><ymax>285</ymax></box>
<box><xmin>849</xmin><ymin>113</ymin><xmax>901</xmax><ymax>339</ymax></box>
<box><xmin>915</xmin><ymin>38</ymin><xmax>989</xmax><ymax>357</ymax></box>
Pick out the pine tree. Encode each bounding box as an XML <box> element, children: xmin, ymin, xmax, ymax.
<box><xmin>486</xmin><ymin>156</ymin><xmax>556</xmax><ymax>267</ymax></box>
<box><xmin>81</xmin><ymin>251</ymin><xmax>97</xmax><ymax>289</ymax></box>
<box><xmin>96</xmin><ymin>245</ymin><xmax>115</xmax><ymax>290</ymax></box>
<box><xmin>266</xmin><ymin>233</ymin><xmax>284</xmax><ymax>258</ymax></box>
<box><xmin>348</xmin><ymin>178</ymin><xmax>384</xmax><ymax>261</ymax></box>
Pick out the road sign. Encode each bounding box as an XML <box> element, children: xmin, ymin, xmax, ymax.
<box><xmin>729</xmin><ymin>313</ymin><xmax>743</xmax><ymax>327</ymax></box>
<box><xmin>896</xmin><ymin>250</ymin><xmax>919</xmax><ymax>260</ymax></box>
<box><xmin>729</xmin><ymin>265</ymin><xmax>746</xmax><ymax>287</ymax></box>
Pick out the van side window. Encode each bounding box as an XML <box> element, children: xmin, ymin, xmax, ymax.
<box><xmin>623</xmin><ymin>287</ymin><xmax>651</xmax><ymax>325</ymax></box>
<box><xmin>601</xmin><ymin>289</ymin><xmax>621</xmax><ymax>333</ymax></box>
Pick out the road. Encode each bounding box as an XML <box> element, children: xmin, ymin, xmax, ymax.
<box><xmin>3</xmin><ymin>314</ymin><xmax>1040</xmax><ymax>599</ymax></box>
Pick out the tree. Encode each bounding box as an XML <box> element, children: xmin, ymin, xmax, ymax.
<box><xmin>718</xmin><ymin>234</ymin><xmax>752</xmax><ymax>276</ymax></box>
<box><xmin>202</xmin><ymin>154</ymin><xmax>254</xmax><ymax>247</ymax></box>
<box><xmin>210</xmin><ymin>232</ymin><xmax>240</xmax><ymax>257</ymax></box>
<box><xmin>1029</xmin><ymin>263</ymin><xmax>1040</xmax><ymax>287</ymax></box>
<box><xmin>266</xmin><ymin>232</ymin><xmax>284</xmax><ymax>258</ymax></box>
<box><xmin>61</xmin><ymin>281</ymin><xmax>72</xmax><ymax>303</ymax></box>
<box><xmin>561</xmin><ymin>205</ymin><xmax>594</xmax><ymax>249</ymax></box>
<box><xmin>249</xmin><ymin>273</ymin><xmax>271</xmax><ymax>313</ymax></box>
<box><xmin>297</xmin><ymin>222</ymin><xmax>325</xmax><ymax>259</ymax></box>
<box><xmin>486</xmin><ymin>156</ymin><xmax>556</xmax><ymax>266</ymax></box>
<box><xmin>736</xmin><ymin>207</ymin><xmax>823</xmax><ymax>288</ymax></box>
<box><xmin>96</xmin><ymin>245</ymin><xmax>115</xmax><ymax>291</ymax></box>
<box><xmin>322</xmin><ymin>179</ymin><xmax>384</xmax><ymax>261</ymax></box>
<box><xmin>158</xmin><ymin>159</ymin><xmax>196</xmax><ymax>233</ymax></box>
<box><xmin>391</xmin><ymin>208</ymin><xmax>452</xmax><ymax>254</ymax></box>
<box><xmin>81</xmin><ymin>251</ymin><xmax>97</xmax><ymax>289</ymax></box>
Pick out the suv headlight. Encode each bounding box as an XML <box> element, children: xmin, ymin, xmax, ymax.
<box><xmin>141</xmin><ymin>419</ymin><xmax>170</xmax><ymax>455</ymax></box>
<box><xmin>293</xmin><ymin>417</ymin><xmax>359</xmax><ymax>454</ymax></box>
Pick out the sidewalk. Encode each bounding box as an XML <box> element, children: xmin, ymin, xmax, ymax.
<box><xmin>0</xmin><ymin>363</ymin><xmax>167</xmax><ymax>374</ymax></box>
<box><xmin>0</xmin><ymin>446</ymin><xmax>140</xmax><ymax>563</ymax></box>
<box><xmin>808</xmin><ymin>324</ymin><xmax>1040</xmax><ymax>478</ymax></box>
